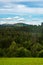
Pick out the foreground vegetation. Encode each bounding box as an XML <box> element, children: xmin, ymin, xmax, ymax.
<box><xmin>0</xmin><ymin>58</ymin><xmax>43</xmax><ymax>65</ymax></box>
<box><xmin>0</xmin><ymin>23</ymin><xmax>43</xmax><ymax>57</ymax></box>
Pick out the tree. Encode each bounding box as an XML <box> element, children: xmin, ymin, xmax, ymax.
<box><xmin>16</xmin><ymin>47</ymin><xmax>32</xmax><ymax>57</ymax></box>
<box><xmin>7</xmin><ymin>41</ymin><xmax>18</xmax><ymax>57</ymax></box>
<box><xmin>0</xmin><ymin>48</ymin><xmax>6</xmax><ymax>57</ymax></box>
<box><xmin>31</xmin><ymin>43</ymin><xmax>43</xmax><ymax>57</ymax></box>
<box><xmin>37</xmin><ymin>50</ymin><xmax>43</xmax><ymax>57</ymax></box>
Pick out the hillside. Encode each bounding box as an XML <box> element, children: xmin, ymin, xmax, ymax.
<box><xmin>0</xmin><ymin>22</ymin><xmax>43</xmax><ymax>57</ymax></box>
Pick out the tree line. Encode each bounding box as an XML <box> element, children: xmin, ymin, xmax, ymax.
<box><xmin>0</xmin><ymin>23</ymin><xmax>43</xmax><ymax>57</ymax></box>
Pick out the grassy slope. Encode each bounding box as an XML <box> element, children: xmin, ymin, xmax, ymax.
<box><xmin>0</xmin><ymin>58</ymin><xmax>43</xmax><ymax>65</ymax></box>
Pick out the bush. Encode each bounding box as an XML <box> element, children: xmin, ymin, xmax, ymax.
<box><xmin>37</xmin><ymin>50</ymin><xmax>43</xmax><ymax>57</ymax></box>
<box><xmin>7</xmin><ymin>41</ymin><xmax>18</xmax><ymax>57</ymax></box>
<box><xmin>16</xmin><ymin>47</ymin><xmax>32</xmax><ymax>57</ymax></box>
<box><xmin>0</xmin><ymin>48</ymin><xmax>6</xmax><ymax>57</ymax></box>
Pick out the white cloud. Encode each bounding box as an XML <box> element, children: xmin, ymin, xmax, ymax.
<box><xmin>0</xmin><ymin>0</ymin><xmax>43</xmax><ymax>2</ymax></box>
<box><xmin>18</xmin><ymin>18</ymin><xmax>25</xmax><ymax>21</ymax></box>
<box><xmin>0</xmin><ymin>0</ymin><xmax>43</xmax><ymax>14</ymax></box>
<box><xmin>0</xmin><ymin>16</ymin><xmax>42</xmax><ymax>25</ymax></box>
<box><xmin>26</xmin><ymin>21</ymin><xmax>41</xmax><ymax>25</ymax></box>
<box><xmin>0</xmin><ymin>21</ymin><xmax>6</xmax><ymax>24</ymax></box>
<box><xmin>0</xmin><ymin>0</ymin><xmax>43</xmax><ymax>25</ymax></box>
<box><xmin>15</xmin><ymin>0</ymin><xmax>43</xmax><ymax>2</ymax></box>
<box><xmin>3</xmin><ymin>5</ymin><xmax>12</xmax><ymax>9</ymax></box>
<box><xmin>13</xmin><ymin>16</ymin><xmax>20</xmax><ymax>19</ymax></box>
<box><xmin>0</xmin><ymin>16</ymin><xmax>26</xmax><ymax>24</ymax></box>
<box><xmin>0</xmin><ymin>0</ymin><xmax>11</xmax><ymax>2</ymax></box>
<box><xmin>0</xmin><ymin>4</ymin><xmax>43</xmax><ymax>14</ymax></box>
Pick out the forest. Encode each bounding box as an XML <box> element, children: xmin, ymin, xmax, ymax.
<box><xmin>0</xmin><ymin>22</ymin><xmax>43</xmax><ymax>57</ymax></box>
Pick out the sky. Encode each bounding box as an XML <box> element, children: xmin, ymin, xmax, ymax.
<box><xmin>0</xmin><ymin>0</ymin><xmax>43</xmax><ymax>25</ymax></box>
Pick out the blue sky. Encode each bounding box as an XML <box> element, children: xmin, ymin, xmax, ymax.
<box><xmin>0</xmin><ymin>0</ymin><xmax>43</xmax><ymax>25</ymax></box>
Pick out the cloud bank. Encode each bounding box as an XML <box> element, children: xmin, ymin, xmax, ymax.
<box><xmin>0</xmin><ymin>0</ymin><xmax>43</xmax><ymax>25</ymax></box>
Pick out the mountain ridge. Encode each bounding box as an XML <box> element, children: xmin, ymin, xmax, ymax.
<box><xmin>0</xmin><ymin>23</ymin><xmax>29</xmax><ymax>27</ymax></box>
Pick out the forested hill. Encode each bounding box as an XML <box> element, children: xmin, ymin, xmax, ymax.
<box><xmin>0</xmin><ymin>23</ymin><xmax>42</xmax><ymax>33</ymax></box>
<box><xmin>0</xmin><ymin>23</ymin><xmax>28</xmax><ymax>27</ymax></box>
<box><xmin>0</xmin><ymin>23</ymin><xmax>43</xmax><ymax>57</ymax></box>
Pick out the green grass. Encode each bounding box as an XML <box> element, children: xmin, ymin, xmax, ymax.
<box><xmin>0</xmin><ymin>58</ymin><xmax>43</xmax><ymax>65</ymax></box>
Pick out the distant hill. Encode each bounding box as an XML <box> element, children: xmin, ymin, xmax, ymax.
<box><xmin>0</xmin><ymin>22</ymin><xmax>43</xmax><ymax>33</ymax></box>
<box><xmin>0</xmin><ymin>23</ymin><xmax>29</xmax><ymax>27</ymax></box>
<box><xmin>14</xmin><ymin>23</ymin><xmax>29</xmax><ymax>27</ymax></box>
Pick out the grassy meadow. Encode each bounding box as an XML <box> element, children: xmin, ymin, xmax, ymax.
<box><xmin>0</xmin><ymin>58</ymin><xmax>43</xmax><ymax>65</ymax></box>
